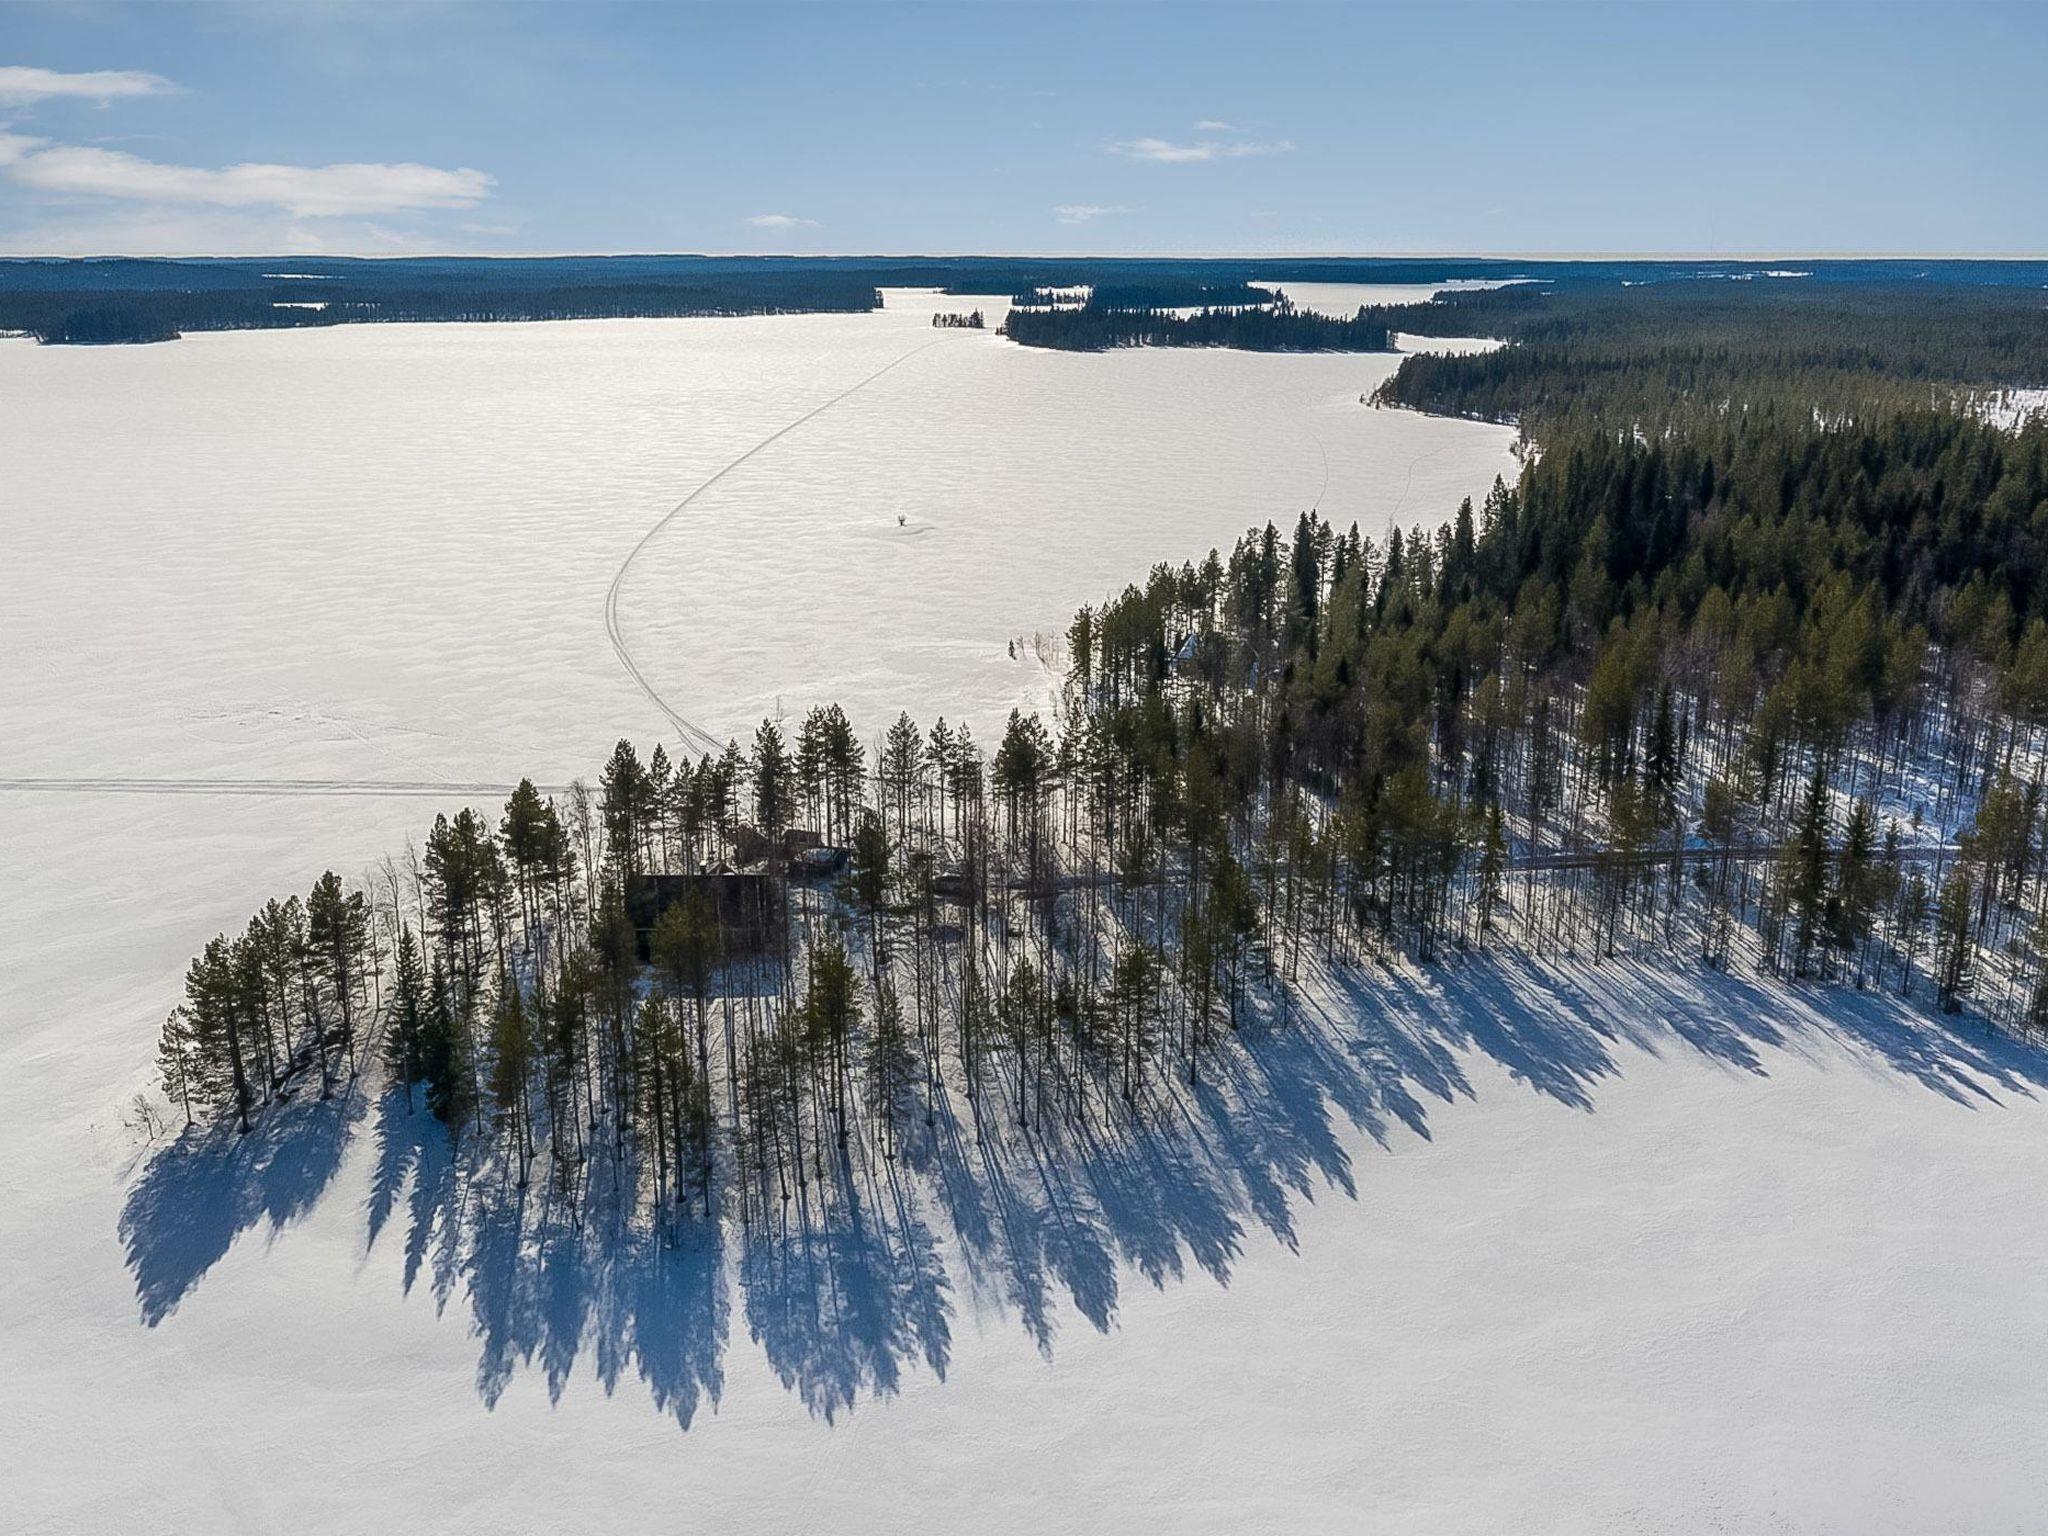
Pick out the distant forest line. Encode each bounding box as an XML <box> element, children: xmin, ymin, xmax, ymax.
<box><xmin>7</xmin><ymin>252</ymin><xmax>2048</xmax><ymax>346</ymax></box>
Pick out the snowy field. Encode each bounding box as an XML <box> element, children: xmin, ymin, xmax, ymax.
<box><xmin>5</xmin><ymin>292</ymin><xmax>2048</xmax><ymax>1533</ymax></box>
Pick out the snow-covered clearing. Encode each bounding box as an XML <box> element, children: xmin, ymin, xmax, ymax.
<box><xmin>1976</xmin><ymin>386</ymin><xmax>2048</xmax><ymax>431</ymax></box>
<box><xmin>1252</xmin><ymin>276</ymin><xmax>1529</xmax><ymax>319</ymax></box>
<box><xmin>4</xmin><ymin>292</ymin><xmax>2046</xmax><ymax>1532</ymax></box>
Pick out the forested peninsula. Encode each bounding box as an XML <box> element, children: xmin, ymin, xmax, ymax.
<box><xmin>135</xmin><ymin>266</ymin><xmax>2048</xmax><ymax>1413</ymax></box>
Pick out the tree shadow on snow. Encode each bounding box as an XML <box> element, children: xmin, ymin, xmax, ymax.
<box><xmin>119</xmin><ymin>1086</ymin><xmax>362</xmax><ymax>1326</ymax></box>
<box><xmin>119</xmin><ymin>951</ymin><xmax>2048</xmax><ymax>1428</ymax></box>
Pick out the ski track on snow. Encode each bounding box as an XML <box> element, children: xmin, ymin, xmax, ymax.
<box><xmin>1</xmin><ymin>337</ymin><xmax>953</xmax><ymax>803</ymax></box>
<box><xmin>601</xmin><ymin>336</ymin><xmax>949</xmax><ymax>760</ymax></box>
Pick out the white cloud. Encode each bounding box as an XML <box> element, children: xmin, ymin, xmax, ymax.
<box><xmin>3</xmin><ymin>142</ymin><xmax>494</xmax><ymax>215</ymax></box>
<box><xmin>1052</xmin><ymin>204</ymin><xmax>1130</xmax><ymax>225</ymax></box>
<box><xmin>1110</xmin><ymin>135</ymin><xmax>1293</xmax><ymax>164</ymax></box>
<box><xmin>0</xmin><ymin>205</ymin><xmax>435</xmax><ymax>257</ymax></box>
<box><xmin>0</xmin><ymin>65</ymin><xmax>177</xmax><ymax>107</ymax></box>
<box><xmin>0</xmin><ymin>63</ymin><xmax>491</xmax><ymax>249</ymax></box>
<box><xmin>747</xmin><ymin>212</ymin><xmax>818</xmax><ymax>229</ymax></box>
<box><xmin>1192</xmin><ymin>119</ymin><xmax>1235</xmax><ymax>131</ymax></box>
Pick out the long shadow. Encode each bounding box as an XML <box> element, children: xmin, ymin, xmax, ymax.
<box><xmin>740</xmin><ymin>1136</ymin><xmax>949</xmax><ymax>1420</ymax></box>
<box><xmin>440</xmin><ymin>1129</ymin><xmax>732</xmax><ymax>1430</ymax></box>
<box><xmin>121</xmin><ymin>949</ymin><xmax>2048</xmax><ymax>1427</ymax></box>
<box><xmin>120</xmin><ymin>1087</ymin><xmax>362</xmax><ymax>1326</ymax></box>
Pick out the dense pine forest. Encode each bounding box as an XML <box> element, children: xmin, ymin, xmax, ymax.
<box><xmin>0</xmin><ymin>258</ymin><xmax>886</xmax><ymax>344</ymax></box>
<box><xmin>134</xmin><ymin>268</ymin><xmax>2048</xmax><ymax>1415</ymax></box>
<box><xmin>1375</xmin><ymin>277</ymin><xmax>2048</xmax><ymax>430</ymax></box>
<box><xmin>1</xmin><ymin>273</ymin><xmax>884</xmax><ymax>346</ymax></box>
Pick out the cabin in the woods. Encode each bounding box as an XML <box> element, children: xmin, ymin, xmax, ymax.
<box><xmin>624</xmin><ymin>872</ymin><xmax>784</xmax><ymax>962</ymax></box>
<box><xmin>730</xmin><ymin>823</ymin><xmax>836</xmax><ymax>873</ymax></box>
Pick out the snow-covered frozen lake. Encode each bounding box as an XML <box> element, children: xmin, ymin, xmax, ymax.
<box><xmin>2</xmin><ymin>285</ymin><xmax>1515</xmax><ymax>788</ymax></box>
<box><xmin>5</xmin><ymin>293</ymin><xmax>2047</xmax><ymax>1534</ymax></box>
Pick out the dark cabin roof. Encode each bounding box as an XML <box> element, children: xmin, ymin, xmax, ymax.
<box><xmin>624</xmin><ymin>871</ymin><xmax>783</xmax><ymax>959</ymax></box>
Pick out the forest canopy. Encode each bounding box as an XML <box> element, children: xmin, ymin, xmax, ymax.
<box><xmin>1372</xmin><ymin>277</ymin><xmax>2048</xmax><ymax>432</ymax></box>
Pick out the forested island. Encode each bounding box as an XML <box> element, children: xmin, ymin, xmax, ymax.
<box><xmin>1002</xmin><ymin>292</ymin><xmax>1394</xmax><ymax>352</ymax></box>
<box><xmin>132</xmin><ymin>263</ymin><xmax>2048</xmax><ymax>1418</ymax></box>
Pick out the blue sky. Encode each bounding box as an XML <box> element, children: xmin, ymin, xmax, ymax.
<box><xmin>0</xmin><ymin>1</ymin><xmax>2041</xmax><ymax>256</ymax></box>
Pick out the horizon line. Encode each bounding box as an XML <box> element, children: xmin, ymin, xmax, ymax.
<box><xmin>4</xmin><ymin>248</ymin><xmax>2047</xmax><ymax>264</ymax></box>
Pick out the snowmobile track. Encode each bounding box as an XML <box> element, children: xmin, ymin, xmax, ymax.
<box><xmin>601</xmin><ymin>336</ymin><xmax>946</xmax><ymax>760</ymax></box>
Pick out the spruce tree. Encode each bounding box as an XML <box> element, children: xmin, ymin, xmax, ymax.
<box><xmin>385</xmin><ymin>926</ymin><xmax>428</xmax><ymax>1110</ymax></box>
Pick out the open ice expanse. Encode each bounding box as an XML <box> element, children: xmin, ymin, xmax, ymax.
<box><xmin>5</xmin><ymin>292</ymin><xmax>2048</xmax><ymax>1533</ymax></box>
<box><xmin>2</xmin><ymin>284</ymin><xmax>1515</xmax><ymax>788</ymax></box>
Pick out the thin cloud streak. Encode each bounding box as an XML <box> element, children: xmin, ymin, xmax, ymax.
<box><xmin>3</xmin><ymin>142</ymin><xmax>494</xmax><ymax>215</ymax></box>
<box><xmin>0</xmin><ymin>65</ymin><xmax>177</xmax><ymax>106</ymax></box>
<box><xmin>1109</xmin><ymin>135</ymin><xmax>1293</xmax><ymax>164</ymax></box>
<box><xmin>1053</xmin><ymin>203</ymin><xmax>1131</xmax><ymax>225</ymax></box>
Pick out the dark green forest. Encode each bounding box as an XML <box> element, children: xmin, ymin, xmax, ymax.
<box><xmin>1375</xmin><ymin>277</ymin><xmax>2048</xmax><ymax>431</ymax></box>
<box><xmin>0</xmin><ymin>266</ymin><xmax>884</xmax><ymax>345</ymax></box>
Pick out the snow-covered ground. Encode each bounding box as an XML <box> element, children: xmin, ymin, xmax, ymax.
<box><xmin>1976</xmin><ymin>386</ymin><xmax>2048</xmax><ymax>432</ymax></box>
<box><xmin>5</xmin><ymin>294</ymin><xmax>2047</xmax><ymax>1533</ymax></box>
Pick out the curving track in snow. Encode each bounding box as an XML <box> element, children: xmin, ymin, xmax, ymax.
<box><xmin>601</xmin><ymin>336</ymin><xmax>946</xmax><ymax>759</ymax></box>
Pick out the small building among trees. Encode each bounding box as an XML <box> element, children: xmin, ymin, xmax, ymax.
<box><xmin>729</xmin><ymin>823</ymin><xmax>842</xmax><ymax>875</ymax></box>
<box><xmin>625</xmin><ymin>872</ymin><xmax>784</xmax><ymax>962</ymax></box>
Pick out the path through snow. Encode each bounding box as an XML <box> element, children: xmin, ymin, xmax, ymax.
<box><xmin>602</xmin><ymin>336</ymin><xmax>951</xmax><ymax>759</ymax></box>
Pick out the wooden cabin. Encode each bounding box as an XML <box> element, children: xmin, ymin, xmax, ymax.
<box><xmin>625</xmin><ymin>872</ymin><xmax>784</xmax><ymax>962</ymax></box>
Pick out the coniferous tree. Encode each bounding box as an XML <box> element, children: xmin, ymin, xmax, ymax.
<box><xmin>753</xmin><ymin>721</ymin><xmax>792</xmax><ymax>836</ymax></box>
<box><xmin>1935</xmin><ymin>869</ymin><xmax>1977</xmax><ymax>1013</ymax></box>
<box><xmin>307</xmin><ymin>870</ymin><xmax>370</xmax><ymax>1084</ymax></box>
<box><xmin>385</xmin><ymin>926</ymin><xmax>428</xmax><ymax>1110</ymax></box>
<box><xmin>489</xmin><ymin>980</ymin><xmax>536</xmax><ymax>1184</ymax></box>
<box><xmin>421</xmin><ymin>954</ymin><xmax>468</xmax><ymax>1128</ymax></box>
<box><xmin>156</xmin><ymin>1007</ymin><xmax>199</xmax><ymax>1129</ymax></box>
